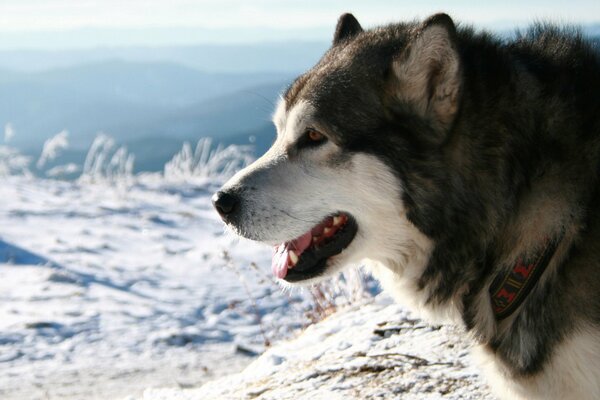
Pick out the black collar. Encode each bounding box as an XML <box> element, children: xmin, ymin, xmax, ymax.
<box><xmin>489</xmin><ymin>232</ymin><xmax>563</xmax><ymax>320</ymax></box>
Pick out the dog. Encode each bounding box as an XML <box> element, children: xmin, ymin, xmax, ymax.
<box><xmin>212</xmin><ymin>12</ymin><xmax>600</xmax><ymax>399</ymax></box>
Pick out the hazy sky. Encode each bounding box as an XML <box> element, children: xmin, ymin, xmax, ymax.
<box><xmin>0</xmin><ymin>0</ymin><xmax>598</xmax><ymax>49</ymax></box>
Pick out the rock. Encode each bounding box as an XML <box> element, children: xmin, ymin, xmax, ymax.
<box><xmin>140</xmin><ymin>295</ymin><xmax>493</xmax><ymax>399</ymax></box>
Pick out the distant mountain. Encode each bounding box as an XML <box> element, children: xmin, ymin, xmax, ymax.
<box><xmin>0</xmin><ymin>42</ymin><xmax>329</xmax><ymax>74</ymax></box>
<box><xmin>100</xmin><ymin>84</ymin><xmax>283</xmax><ymax>172</ymax></box>
<box><xmin>127</xmin><ymin>81</ymin><xmax>285</xmax><ymax>139</ymax></box>
<box><xmin>36</xmin><ymin>61</ymin><xmax>291</xmax><ymax>107</ymax></box>
<box><xmin>585</xmin><ymin>25</ymin><xmax>600</xmax><ymax>37</ymax></box>
<box><xmin>0</xmin><ymin>61</ymin><xmax>291</xmax><ymax>150</ymax></box>
<box><xmin>3</xmin><ymin>61</ymin><xmax>289</xmax><ymax>173</ymax></box>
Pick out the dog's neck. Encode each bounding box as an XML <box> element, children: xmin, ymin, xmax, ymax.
<box><xmin>463</xmin><ymin>171</ymin><xmax>580</xmax><ymax>342</ymax></box>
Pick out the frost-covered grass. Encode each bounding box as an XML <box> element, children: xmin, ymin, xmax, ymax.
<box><xmin>0</xmin><ymin>125</ymin><xmax>31</xmax><ymax>177</ymax></box>
<box><xmin>0</xmin><ymin>145</ymin><xmax>31</xmax><ymax>177</ymax></box>
<box><xmin>79</xmin><ymin>133</ymin><xmax>135</xmax><ymax>187</ymax></box>
<box><xmin>163</xmin><ymin>138</ymin><xmax>254</xmax><ymax>184</ymax></box>
<box><xmin>36</xmin><ymin>130</ymin><xmax>70</xmax><ymax>170</ymax></box>
<box><xmin>5</xmin><ymin>130</ymin><xmax>255</xmax><ymax>187</ymax></box>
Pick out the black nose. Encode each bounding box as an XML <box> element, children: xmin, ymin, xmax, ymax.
<box><xmin>212</xmin><ymin>191</ymin><xmax>239</xmax><ymax>218</ymax></box>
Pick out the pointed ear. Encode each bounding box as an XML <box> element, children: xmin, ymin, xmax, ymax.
<box><xmin>391</xmin><ymin>13</ymin><xmax>462</xmax><ymax>135</ymax></box>
<box><xmin>333</xmin><ymin>13</ymin><xmax>363</xmax><ymax>45</ymax></box>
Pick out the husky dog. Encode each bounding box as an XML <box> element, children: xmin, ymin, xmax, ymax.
<box><xmin>213</xmin><ymin>13</ymin><xmax>600</xmax><ymax>399</ymax></box>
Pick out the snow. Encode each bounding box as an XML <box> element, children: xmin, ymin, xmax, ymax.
<box><xmin>0</xmin><ymin>173</ymin><xmax>492</xmax><ymax>399</ymax></box>
<box><xmin>142</xmin><ymin>295</ymin><xmax>493</xmax><ymax>400</ymax></box>
<box><xmin>0</xmin><ymin>175</ymin><xmax>320</xmax><ymax>399</ymax></box>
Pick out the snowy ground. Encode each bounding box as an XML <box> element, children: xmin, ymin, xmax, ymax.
<box><xmin>0</xmin><ymin>174</ymin><xmax>493</xmax><ymax>400</ymax></box>
<box><xmin>0</xmin><ymin>175</ymin><xmax>323</xmax><ymax>400</ymax></box>
<box><xmin>142</xmin><ymin>295</ymin><xmax>493</xmax><ymax>400</ymax></box>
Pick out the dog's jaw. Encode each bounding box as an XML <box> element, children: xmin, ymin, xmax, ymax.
<box><xmin>272</xmin><ymin>213</ymin><xmax>358</xmax><ymax>282</ymax></box>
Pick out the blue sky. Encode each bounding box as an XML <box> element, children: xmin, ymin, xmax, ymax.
<box><xmin>0</xmin><ymin>0</ymin><xmax>598</xmax><ymax>49</ymax></box>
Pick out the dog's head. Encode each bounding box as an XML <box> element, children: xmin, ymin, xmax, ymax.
<box><xmin>213</xmin><ymin>13</ymin><xmax>462</xmax><ymax>285</ymax></box>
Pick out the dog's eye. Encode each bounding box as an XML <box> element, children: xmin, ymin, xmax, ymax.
<box><xmin>307</xmin><ymin>129</ymin><xmax>324</xmax><ymax>142</ymax></box>
<box><xmin>298</xmin><ymin>128</ymin><xmax>327</xmax><ymax>149</ymax></box>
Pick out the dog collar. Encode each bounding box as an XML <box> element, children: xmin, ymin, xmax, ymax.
<box><xmin>489</xmin><ymin>232</ymin><xmax>563</xmax><ymax>320</ymax></box>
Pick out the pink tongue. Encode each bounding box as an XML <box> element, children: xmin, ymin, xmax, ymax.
<box><xmin>271</xmin><ymin>231</ymin><xmax>313</xmax><ymax>279</ymax></box>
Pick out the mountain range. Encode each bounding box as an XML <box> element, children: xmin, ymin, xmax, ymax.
<box><xmin>2</xmin><ymin>37</ymin><xmax>598</xmax><ymax>173</ymax></box>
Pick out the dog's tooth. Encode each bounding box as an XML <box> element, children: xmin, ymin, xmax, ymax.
<box><xmin>312</xmin><ymin>236</ymin><xmax>319</xmax><ymax>243</ymax></box>
<box><xmin>333</xmin><ymin>216</ymin><xmax>342</xmax><ymax>226</ymax></box>
<box><xmin>289</xmin><ymin>250</ymin><xmax>298</xmax><ymax>266</ymax></box>
<box><xmin>324</xmin><ymin>227</ymin><xmax>332</xmax><ymax>236</ymax></box>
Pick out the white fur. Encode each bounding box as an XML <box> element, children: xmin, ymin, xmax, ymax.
<box><xmin>477</xmin><ymin>326</ymin><xmax>600</xmax><ymax>400</ymax></box>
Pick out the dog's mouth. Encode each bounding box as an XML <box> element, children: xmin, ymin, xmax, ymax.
<box><xmin>272</xmin><ymin>213</ymin><xmax>358</xmax><ymax>282</ymax></box>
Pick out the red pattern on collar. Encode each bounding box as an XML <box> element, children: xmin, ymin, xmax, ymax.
<box><xmin>489</xmin><ymin>234</ymin><xmax>562</xmax><ymax>320</ymax></box>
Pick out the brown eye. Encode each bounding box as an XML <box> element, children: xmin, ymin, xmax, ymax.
<box><xmin>307</xmin><ymin>129</ymin><xmax>325</xmax><ymax>142</ymax></box>
<box><xmin>298</xmin><ymin>128</ymin><xmax>327</xmax><ymax>149</ymax></box>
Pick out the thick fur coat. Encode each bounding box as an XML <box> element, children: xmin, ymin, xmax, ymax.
<box><xmin>214</xmin><ymin>13</ymin><xmax>600</xmax><ymax>399</ymax></box>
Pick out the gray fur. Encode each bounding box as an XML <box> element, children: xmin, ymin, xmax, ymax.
<box><xmin>215</xmin><ymin>13</ymin><xmax>600</xmax><ymax>399</ymax></box>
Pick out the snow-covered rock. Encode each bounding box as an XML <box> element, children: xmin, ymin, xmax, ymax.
<box><xmin>141</xmin><ymin>295</ymin><xmax>493</xmax><ymax>400</ymax></box>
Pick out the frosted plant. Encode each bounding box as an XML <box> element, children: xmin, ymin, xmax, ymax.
<box><xmin>164</xmin><ymin>137</ymin><xmax>254</xmax><ymax>183</ymax></box>
<box><xmin>37</xmin><ymin>130</ymin><xmax>69</xmax><ymax>169</ymax></box>
<box><xmin>306</xmin><ymin>268</ymin><xmax>372</xmax><ymax>322</ymax></box>
<box><xmin>0</xmin><ymin>145</ymin><xmax>31</xmax><ymax>177</ymax></box>
<box><xmin>105</xmin><ymin>146</ymin><xmax>135</xmax><ymax>184</ymax></box>
<box><xmin>0</xmin><ymin>124</ymin><xmax>31</xmax><ymax>177</ymax></box>
<box><xmin>4</xmin><ymin>123</ymin><xmax>14</xmax><ymax>143</ymax></box>
<box><xmin>46</xmin><ymin>163</ymin><xmax>80</xmax><ymax>178</ymax></box>
<box><xmin>79</xmin><ymin>133</ymin><xmax>135</xmax><ymax>187</ymax></box>
<box><xmin>334</xmin><ymin>268</ymin><xmax>370</xmax><ymax>303</ymax></box>
<box><xmin>82</xmin><ymin>133</ymin><xmax>115</xmax><ymax>179</ymax></box>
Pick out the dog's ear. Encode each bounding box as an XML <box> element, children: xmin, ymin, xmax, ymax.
<box><xmin>333</xmin><ymin>13</ymin><xmax>363</xmax><ymax>45</ymax></box>
<box><xmin>391</xmin><ymin>13</ymin><xmax>462</xmax><ymax>137</ymax></box>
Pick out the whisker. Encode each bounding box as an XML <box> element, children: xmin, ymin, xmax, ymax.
<box><xmin>244</xmin><ymin>90</ymin><xmax>276</xmax><ymax>109</ymax></box>
<box><xmin>277</xmin><ymin>207</ymin><xmax>313</xmax><ymax>224</ymax></box>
